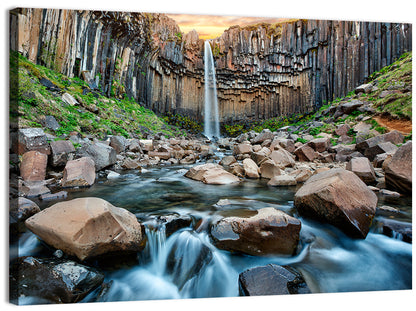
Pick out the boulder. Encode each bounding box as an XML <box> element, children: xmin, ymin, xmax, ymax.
<box><xmin>10</xmin><ymin>256</ymin><xmax>104</xmax><ymax>303</ymax></box>
<box><xmin>333</xmin><ymin>100</ymin><xmax>364</xmax><ymax>119</ymax></box>
<box><xmin>356</xmin><ymin>131</ymin><xmax>404</xmax><ymax>159</ymax></box>
<box><xmin>289</xmin><ymin>168</ymin><xmax>313</xmax><ymax>183</ymax></box>
<box><xmin>355</xmin><ymin>83</ymin><xmax>373</xmax><ymax>94</ymax></box>
<box><xmin>15</xmin><ymin>128</ymin><xmax>50</xmax><ymax>155</ymax></box>
<box><xmin>384</xmin><ymin>141</ymin><xmax>412</xmax><ymax>194</ymax></box>
<box><xmin>139</xmin><ymin>139</ymin><xmax>154</xmax><ymax>152</ymax></box>
<box><xmin>243</xmin><ymin>158</ymin><xmax>260</xmax><ymax>179</ymax></box>
<box><xmin>121</xmin><ymin>157</ymin><xmax>141</xmax><ymax>170</ymax></box>
<box><xmin>40</xmin><ymin>191</ymin><xmax>68</xmax><ymax>201</ymax></box>
<box><xmin>229</xmin><ymin>163</ymin><xmax>245</xmax><ymax>178</ymax></box>
<box><xmin>50</xmin><ymin>140</ymin><xmax>76</xmax><ymax>167</ymax></box>
<box><xmin>267</xmin><ymin>175</ymin><xmax>297</xmax><ymax>186</ymax></box>
<box><xmin>363</xmin><ymin>141</ymin><xmax>399</xmax><ymax>161</ymax></box>
<box><xmin>20</xmin><ymin>151</ymin><xmax>48</xmax><ymax>181</ymax></box>
<box><xmin>211</xmin><ymin>208</ymin><xmax>301</xmax><ymax>256</ymax></box>
<box><xmin>220</xmin><ymin>155</ymin><xmax>237</xmax><ymax>166</ymax></box>
<box><xmin>233</xmin><ymin>143</ymin><xmax>253</xmax><ymax>155</ymax></box>
<box><xmin>335</xmin><ymin>124</ymin><xmax>351</xmax><ymax>136</ymax></box>
<box><xmin>158</xmin><ymin>214</ymin><xmax>192</xmax><ymax>237</ymax></box>
<box><xmin>275</xmin><ymin>138</ymin><xmax>296</xmax><ymax>153</ymax></box>
<box><xmin>185</xmin><ymin>163</ymin><xmax>240</xmax><ymax>185</ymax></box>
<box><xmin>251</xmin><ymin>129</ymin><xmax>274</xmax><ymax>144</ymax></box>
<box><xmin>62</xmin><ymin>92</ymin><xmax>79</xmax><ymax>106</ymax></box>
<box><xmin>294</xmin><ymin>168</ymin><xmax>377</xmax><ymax>238</ymax></box>
<box><xmin>61</xmin><ymin>157</ymin><xmax>96</xmax><ymax>187</ymax></box>
<box><xmin>239</xmin><ymin>264</ymin><xmax>310</xmax><ymax>296</ymax></box>
<box><xmin>20</xmin><ymin>180</ymin><xmax>51</xmax><ymax>198</ymax></box>
<box><xmin>337</xmin><ymin>135</ymin><xmax>354</xmax><ymax>145</ymax></box>
<box><xmin>82</xmin><ymin>142</ymin><xmax>117</xmax><ymax>171</ymax></box>
<box><xmin>25</xmin><ymin>197</ymin><xmax>144</xmax><ymax>260</ymax></box>
<box><xmin>40</xmin><ymin>115</ymin><xmax>61</xmax><ymax>131</ymax></box>
<box><xmin>346</xmin><ymin>157</ymin><xmax>376</xmax><ymax>184</ymax></box>
<box><xmin>110</xmin><ymin>136</ymin><xmax>129</xmax><ymax>154</ymax></box>
<box><xmin>379</xmin><ymin>218</ymin><xmax>412</xmax><ymax>243</ymax></box>
<box><xmin>308</xmin><ymin>137</ymin><xmax>331</xmax><ymax>153</ymax></box>
<box><xmin>294</xmin><ymin>145</ymin><xmax>317</xmax><ymax>162</ymax></box>
<box><xmin>10</xmin><ymin>197</ymin><xmax>40</xmax><ymax>224</ymax></box>
<box><xmin>260</xmin><ymin>159</ymin><xmax>281</xmax><ymax>179</ymax></box>
<box><xmin>128</xmin><ymin>139</ymin><xmax>143</xmax><ymax>153</ymax></box>
<box><xmin>270</xmin><ymin>149</ymin><xmax>295</xmax><ymax>168</ymax></box>
<box><xmin>148</xmin><ymin>151</ymin><xmax>171</xmax><ymax>160</ymax></box>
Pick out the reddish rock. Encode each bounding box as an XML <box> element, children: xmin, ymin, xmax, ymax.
<box><xmin>384</xmin><ymin>141</ymin><xmax>412</xmax><ymax>194</ymax></box>
<box><xmin>20</xmin><ymin>151</ymin><xmax>48</xmax><ymax>181</ymax></box>
<box><xmin>294</xmin><ymin>145</ymin><xmax>317</xmax><ymax>162</ymax></box>
<box><xmin>211</xmin><ymin>207</ymin><xmax>301</xmax><ymax>256</ymax></box>
<box><xmin>251</xmin><ymin>130</ymin><xmax>274</xmax><ymax>144</ymax></box>
<box><xmin>61</xmin><ymin>157</ymin><xmax>96</xmax><ymax>187</ymax></box>
<box><xmin>15</xmin><ymin>128</ymin><xmax>51</xmax><ymax>155</ymax></box>
<box><xmin>346</xmin><ymin>157</ymin><xmax>376</xmax><ymax>184</ymax></box>
<box><xmin>294</xmin><ymin>168</ymin><xmax>377</xmax><ymax>238</ymax></box>
<box><xmin>335</xmin><ymin>124</ymin><xmax>351</xmax><ymax>136</ymax></box>
<box><xmin>229</xmin><ymin>163</ymin><xmax>245</xmax><ymax>178</ymax></box>
<box><xmin>308</xmin><ymin>137</ymin><xmax>331</xmax><ymax>153</ymax></box>
<box><xmin>25</xmin><ymin>197</ymin><xmax>144</xmax><ymax>261</ymax></box>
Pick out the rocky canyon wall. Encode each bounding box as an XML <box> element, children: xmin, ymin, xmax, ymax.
<box><xmin>10</xmin><ymin>8</ymin><xmax>412</xmax><ymax>124</ymax></box>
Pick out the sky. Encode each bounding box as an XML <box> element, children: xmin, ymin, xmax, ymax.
<box><xmin>166</xmin><ymin>14</ymin><xmax>286</xmax><ymax>39</ymax></box>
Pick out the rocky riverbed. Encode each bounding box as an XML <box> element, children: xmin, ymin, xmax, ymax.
<box><xmin>9</xmin><ymin>95</ymin><xmax>412</xmax><ymax>303</ymax></box>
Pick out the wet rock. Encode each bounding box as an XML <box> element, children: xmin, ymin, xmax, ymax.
<box><xmin>379</xmin><ymin>218</ymin><xmax>412</xmax><ymax>243</ymax></box>
<box><xmin>10</xmin><ymin>197</ymin><xmax>40</xmax><ymax>224</ymax></box>
<box><xmin>20</xmin><ymin>150</ymin><xmax>48</xmax><ymax>181</ymax></box>
<box><xmin>239</xmin><ymin>264</ymin><xmax>310</xmax><ymax>296</ymax></box>
<box><xmin>110</xmin><ymin>136</ymin><xmax>129</xmax><ymax>154</ymax></box>
<box><xmin>158</xmin><ymin>214</ymin><xmax>192</xmax><ymax>236</ymax></box>
<box><xmin>220</xmin><ymin>155</ymin><xmax>237</xmax><ymax>166</ymax></box>
<box><xmin>294</xmin><ymin>168</ymin><xmax>377</xmax><ymax>238</ymax></box>
<box><xmin>107</xmin><ymin>171</ymin><xmax>121</xmax><ymax>179</ymax></box>
<box><xmin>384</xmin><ymin>141</ymin><xmax>412</xmax><ymax>194</ymax></box>
<box><xmin>270</xmin><ymin>149</ymin><xmax>295</xmax><ymax>168</ymax></box>
<box><xmin>346</xmin><ymin>157</ymin><xmax>376</xmax><ymax>184</ymax></box>
<box><xmin>25</xmin><ymin>197</ymin><xmax>144</xmax><ymax>261</ymax></box>
<box><xmin>294</xmin><ymin>145</ymin><xmax>317</xmax><ymax>162</ymax></box>
<box><xmin>61</xmin><ymin>157</ymin><xmax>96</xmax><ymax>187</ymax></box>
<box><xmin>243</xmin><ymin>158</ymin><xmax>260</xmax><ymax>179</ymax></box>
<box><xmin>259</xmin><ymin>159</ymin><xmax>281</xmax><ymax>179</ymax></box>
<box><xmin>211</xmin><ymin>207</ymin><xmax>301</xmax><ymax>256</ymax></box>
<box><xmin>185</xmin><ymin>163</ymin><xmax>240</xmax><ymax>185</ymax></box>
<box><xmin>50</xmin><ymin>140</ymin><xmax>76</xmax><ymax>167</ymax></box>
<box><xmin>15</xmin><ymin>128</ymin><xmax>50</xmax><ymax>155</ymax></box>
<box><xmin>40</xmin><ymin>191</ymin><xmax>68</xmax><ymax>201</ymax></box>
<box><xmin>10</xmin><ymin>256</ymin><xmax>104</xmax><ymax>303</ymax></box>
<box><xmin>267</xmin><ymin>175</ymin><xmax>297</xmax><ymax>186</ymax></box>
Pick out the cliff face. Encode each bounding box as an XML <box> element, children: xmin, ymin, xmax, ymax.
<box><xmin>10</xmin><ymin>8</ymin><xmax>412</xmax><ymax>124</ymax></box>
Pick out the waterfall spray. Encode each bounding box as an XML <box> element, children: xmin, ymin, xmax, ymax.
<box><xmin>204</xmin><ymin>41</ymin><xmax>220</xmax><ymax>139</ymax></box>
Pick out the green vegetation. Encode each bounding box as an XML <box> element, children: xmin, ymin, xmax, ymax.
<box><xmin>10</xmin><ymin>50</ymin><xmax>184</xmax><ymax>139</ymax></box>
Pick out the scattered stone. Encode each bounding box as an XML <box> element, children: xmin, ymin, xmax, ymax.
<box><xmin>82</xmin><ymin>142</ymin><xmax>117</xmax><ymax>171</ymax></box>
<box><xmin>251</xmin><ymin>129</ymin><xmax>274</xmax><ymax>144</ymax></box>
<box><xmin>185</xmin><ymin>163</ymin><xmax>240</xmax><ymax>185</ymax></box>
<box><xmin>384</xmin><ymin>141</ymin><xmax>412</xmax><ymax>194</ymax></box>
<box><xmin>211</xmin><ymin>207</ymin><xmax>301</xmax><ymax>256</ymax></box>
<box><xmin>373</xmin><ymin>153</ymin><xmax>389</xmax><ymax>168</ymax></box>
<box><xmin>294</xmin><ymin>145</ymin><xmax>317</xmax><ymax>162</ymax></box>
<box><xmin>308</xmin><ymin>137</ymin><xmax>330</xmax><ymax>153</ymax></box>
<box><xmin>233</xmin><ymin>143</ymin><xmax>253</xmax><ymax>155</ymax></box>
<box><xmin>62</xmin><ymin>92</ymin><xmax>79</xmax><ymax>106</ymax></box>
<box><xmin>148</xmin><ymin>151</ymin><xmax>171</xmax><ymax>160</ymax></box>
<box><xmin>15</xmin><ymin>128</ymin><xmax>50</xmax><ymax>155</ymax></box>
<box><xmin>337</xmin><ymin>134</ymin><xmax>354</xmax><ymax>144</ymax></box>
<box><xmin>40</xmin><ymin>191</ymin><xmax>68</xmax><ymax>201</ymax></box>
<box><xmin>367</xmin><ymin>186</ymin><xmax>380</xmax><ymax>192</ymax></box>
<box><xmin>61</xmin><ymin>157</ymin><xmax>96</xmax><ymax>187</ymax></box>
<box><xmin>20</xmin><ymin>180</ymin><xmax>51</xmax><ymax>198</ymax></box>
<box><xmin>229</xmin><ymin>163</ymin><xmax>245</xmax><ymax>178</ymax></box>
<box><xmin>270</xmin><ymin>149</ymin><xmax>296</xmax><ymax>168</ymax></box>
<box><xmin>121</xmin><ymin>157</ymin><xmax>141</xmax><ymax>170</ymax></box>
<box><xmin>140</xmin><ymin>140</ymin><xmax>154</xmax><ymax>152</ymax></box>
<box><xmin>334</xmin><ymin>100</ymin><xmax>364</xmax><ymax>118</ymax></box>
<box><xmin>220</xmin><ymin>155</ymin><xmax>237</xmax><ymax>166</ymax></box>
<box><xmin>355</xmin><ymin>83</ymin><xmax>373</xmax><ymax>94</ymax></box>
<box><xmin>10</xmin><ymin>256</ymin><xmax>104</xmax><ymax>303</ymax></box>
<box><xmin>128</xmin><ymin>139</ymin><xmax>143</xmax><ymax>153</ymax></box>
<box><xmin>110</xmin><ymin>136</ymin><xmax>129</xmax><ymax>154</ymax></box>
<box><xmin>25</xmin><ymin>197</ymin><xmax>144</xmax><ymax>261</ymax></box>
<box><xmin>20</xmin><ymin>150</ymin><xmax>48</xmax><ymax>181</ymax></box>
<box><xmin>294</xmin><ymin>168</ymin><xmax>377</xmax><ymax>238</ymax></box>
<box><xmin>289</xmin><ymin>168</ymin><xmax>313</xmax><ymax>183</ymax></box>
<box><xmin>50</xmin><ymin>140</ymin><xmax>76</xmax><ymax>167</ymax></box>
<box><xmin>346</xmin><ymin>157</ymin><xmax>376</xmax><ymax>184</ymax></box>
<box><xmin>39</xmin><ymin>77</ymin><xmax>60</xmax><ymax>92</ymax></box>
<box><xmin>267</xmin><ymin>175</ymin><xmax>297</xmax><ymax>186</ymax></box>
<box><xmin>260</xmin><ymin>159</ymin><xmax>281</xmax><ymax>179</ymax></box>
<box><xmin>243</xmin><ymin>158</ymin><xmax>260</xmax><ymax>179</ymax></box>
<box><xmin>239</xmin><ymin>264</ymin><xmax>310</xmax><ymax>296</ymax></box>
<box><xmin>40</xmin><ymin>115</ymin><xmax>61</xmax><ymax>131</ymax></box>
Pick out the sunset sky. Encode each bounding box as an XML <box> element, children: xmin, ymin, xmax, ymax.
<box><xmin>166</xmin><ymin>14</ymin><xmax>286</xmax><ymax>39</ymax></box>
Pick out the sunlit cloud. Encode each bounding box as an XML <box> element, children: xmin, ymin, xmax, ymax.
<box><xmin>166</xmin><ymin>14</ymin><xmax>287</xmax><ymax>40</ymax></box>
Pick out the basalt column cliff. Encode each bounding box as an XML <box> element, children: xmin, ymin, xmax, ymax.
<box><xmin>10</xmin><ymin>8</ymin><xmax>412</xmax><ymax>123</ymax></box>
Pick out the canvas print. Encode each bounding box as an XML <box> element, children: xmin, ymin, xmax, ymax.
<box><xmin>9</xmin><ymin>7</ymin><xmax>412</xmax><ymax>305</ymax></box>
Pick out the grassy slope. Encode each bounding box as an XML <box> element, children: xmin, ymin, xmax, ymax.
<box><xmin>10</xmin><ymin>51</ymin><xmax>186</xmax><ymax>139</ymax></box>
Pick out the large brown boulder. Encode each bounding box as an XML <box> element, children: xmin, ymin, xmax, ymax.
<box><xmin>346</xmin><ymin>157</ymin><xmax>376</xmax><ymax>184</ymax></box>
<box><xmin>260</xmin><ymin>159</ymin><xmax>281</xmax><ymax>179</ymax></box>
<box><xmin>61</xmin><ymin>157</ymin><xmax>96</xmax><ymax>187</ymax></box>
<box><xmin>185</xmin><ymin>163</ymin><xmax>240</xmax><ymax>185</ymax></box>
<box><xmin>294</xmin><ymin>145</ymin><xmax>317</xmax><ymax>162</ymax></box>
<box><xmin>20</xmin><ymin>151</ymin><xmax>48</xmax><ymax>181</ymax></box>
<box><xmin>243</xmin><ymin>158</ymin><xmax>260</xmax><ymax>179</ymax></box>
<box><xmin>270</xmin><ymin>149</ymin><xmax>295</xmax><ymax>168</ymax></box>
<box><xmin>294</xmin><ymin>168</ymin><xmax>377</xmax><ymax>238</ymax></box>
<box><xmin>25</xmin><ymin>197</ymin><xmax>144</xmax><ymax>261</ymax></box>
<box><xmin>233</xmin><ymin>143</ymin><xmax>253</xmax><ymax>155</ymax></box>
<box><xmin>384</xmin><ymin>141</ymin><xmax>412</xmax><ymax>194</ymax></box>
<box><xmin>308</xmin><ymin>137</ymin><xmax>331</xmax><ymax>153</ymax></box>
<box><xmin>210</xmin><ymin>207</ymin><xmax>301</xmax><ymax>256</ymax></box>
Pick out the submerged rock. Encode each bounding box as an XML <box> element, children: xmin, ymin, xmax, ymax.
<box><xmin>10</xmin><ymin>256</ymin><xmax>104</xmax><ymax>303</ymax></box>
<box><xmin>238</xmin><ymin>264</ymin><xmax>310</xmax><ymax>296</ymax></box>
<box><xmin>210</xmin><ymin>207</ymin><xmax>301</xmax><ymax>256</ymax></box>
<box><xmin>25</xmin><ymin>197</ymin><xmax>144</xmax><ymax>261</ymax></box>
<box><xmin>294</xmin><ymin>168</ymin><xmax>377</xmax><ymax>238</ymax></box>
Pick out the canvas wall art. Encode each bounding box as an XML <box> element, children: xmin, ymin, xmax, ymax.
<box><xmin>8</xmin><ymin>6</ymin><xmax>412</xmax><ymax>306</ymax></box>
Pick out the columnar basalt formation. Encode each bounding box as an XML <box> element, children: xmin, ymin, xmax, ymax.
<box><xmin>10</xmin><ymin>8</ymin><xmax>412</xmax><ymax>124</ymax></box>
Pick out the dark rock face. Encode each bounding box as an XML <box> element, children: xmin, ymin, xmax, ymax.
<box><xmin>210</xmin><ymin>207</ymin><xmax>301</xmax><ymax>256</ymax></box>
<box><xmin>11</xmin><ymin>9</ymin><xmax>412</xmax><ymax>123</ymax></box>
<box><xmin>238</xmin><ymin>264</ymin><xmax>310</xmax><ymax>296</ymax></box>
<box><xmin>379</xmin><ymin>218</ymin><xmax>412</xmax><ymax>243</ymax></box>
<box><xmin>9</xmin><ymin>256</ymin><xmax>104</xmax><ymax>303</ymax></box>
<box><xmin>294</xmin><ymin>168</ymin><xmax>377</xmax><ymax>238</ymax></box>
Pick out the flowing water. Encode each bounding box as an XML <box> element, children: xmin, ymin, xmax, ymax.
<box><xmin>204</xmin><ymin>41</ymin><xmax>220</xmax><ymax>139</ymax></box>
<box><xmin>15</xmin><ymin>160</ymin><xmax>412</xmax><ymax>304</ymax></box>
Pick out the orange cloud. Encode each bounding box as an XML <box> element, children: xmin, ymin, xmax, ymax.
<box><xmin>166</xmin><ymin>14</ymin><xmax>287</xmax><ymax>40</ymax></box>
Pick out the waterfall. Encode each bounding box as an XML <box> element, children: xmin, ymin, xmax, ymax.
<box><xmin>204</xmin><ymin>41</ymin><xmax>220</xmax><ymax>139</ymax></box>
